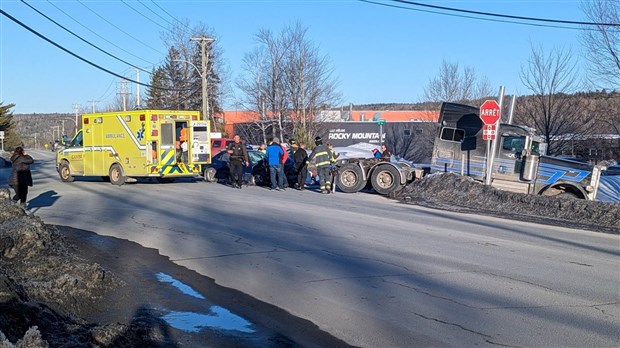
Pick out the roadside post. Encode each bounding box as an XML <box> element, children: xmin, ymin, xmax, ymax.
<box><xmin>480</xmin><ymin>100</ymin><xmax>501</xmax><ymax>185</ymax></box>
<box><xmin>0</xmin><ymin>131</ymin><xmax>4</xmax><ymax>152</ymax></box>
<box><xmin>376</xmin><ymin>119</ymin><xmax>386</xmax><ymax>145</ymax></box>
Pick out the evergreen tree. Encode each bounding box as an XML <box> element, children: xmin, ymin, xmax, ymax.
<box><xmin>144</xmin><ymin>67</ymin><xmax>168</xmax><ymax>109</ymax></box>
<box><xmin>0</xmin><ymin>102</ymin><xmax>21</xmax><ymax>150</ymax></box>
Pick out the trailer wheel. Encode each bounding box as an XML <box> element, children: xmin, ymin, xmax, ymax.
<box><xmin>337</xmin><ymin>164</ymin><xmax>365</xmax><ymax>193</ymax></box>
<box><xmin>371</xmin><ymin>165</ymin><xmax>403</xmax><ymax>195</ymax></box>
<box><xmin>58</xmin><ymin>162</ymin><xmax>75</xmax><ymax>182</ymax></box>
<box><xmin>204</xmin><ymin>167</ymin><xmax>217</xmax><ymax>182</ymax></box>
<box><xmin>109</xmin><ymin>164</ymin><xmax>126</xmax><ymax>186</ymax></box>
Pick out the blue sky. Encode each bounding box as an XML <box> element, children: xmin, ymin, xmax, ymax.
<box><xmin>1</xmin><ymin>0</ymin><xmax>589</xmax><ymax>114</ymax></box>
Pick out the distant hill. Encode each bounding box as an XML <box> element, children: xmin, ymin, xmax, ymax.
<box><xmin>12</xmin><ymin>113</ymin><xmax>74</xmax><ymax>148</ymax></box>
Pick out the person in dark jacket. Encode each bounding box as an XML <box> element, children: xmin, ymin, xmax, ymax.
<box><xmin>293</xmin><ymin>142</ymin><xmax>308</xmax><ymax>190</ymax></box>
<box><xmin>380</xmin><ymin>143</ymin><xmax>392</xmax><ymax>161</ymax></box>
<box><xmin>226</xmin><ymin>135</ymin><xmax>249</xmax><ymax>189</ymax></box>
<box><xmin>9</xmin><ymin>146</ymin><xmax>34</xmax><ymax>207</ymax></box>
<box><xmin>308</xmin><ymin>136</ymin><xmax>332</xmax><ymax>194</ymax></box>
<box><xmin>266</xmin><ymin>137</ymin><xmax>285</xmax><ymax>190</ymax></box>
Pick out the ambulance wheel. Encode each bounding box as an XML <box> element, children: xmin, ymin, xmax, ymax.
<box><xmin>109</xmin><ymin>164</ymin><xmax>126</xmax><ymax>186</ymax></box>
<box><xmin>204</xmin><ymin>167</ymin><xmax>217</xmax><ymax>182</ymax></box>
<box><xmin>337</xmin><ymin>164</ymin><xmax>365</xmax><ymax>193</ymax></box>
<box><xmin>371</xmin><ymin>165</ymin><xmax>403</xmax><ymax>195</ymax></box>
<box><xmin>58</xmin><ymin>162</ymin><xmax>75</xmax><ymax>182</ymax></box>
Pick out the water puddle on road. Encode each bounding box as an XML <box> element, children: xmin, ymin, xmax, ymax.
<box><xmin>155</xmin><ymin>272</ymin><xmax>255</xmax><ymax>334</ymax></box>
<box><xmin>155</xmin><ymin>272</ymin><xmax>206</xmax><ymax>299</ymax></box>
<box><xmin>161</xmin><ymin>307</ymin><xmax>255</xmax><ymax>333</ymax></box>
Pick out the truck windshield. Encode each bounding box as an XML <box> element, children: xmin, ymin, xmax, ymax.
<box><xmin>502</xmin><ymin>136</ymin><xmax>541</xmax><ymax>156</ymax></box>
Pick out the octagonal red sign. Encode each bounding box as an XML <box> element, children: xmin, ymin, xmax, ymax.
<box><xmin>479</xmin><ymin>100</ymin><xmax>501</xmax><ymax>125</ymax></box>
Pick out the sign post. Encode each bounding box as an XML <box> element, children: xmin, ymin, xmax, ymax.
<box><xmin>376</xmin><ymin>119</ymin><xmax>386</xmax><ymax>144</ymax></box>
<box><xmin>479</xmin><ymin>100</ymin><xmax>502</xmax><ymax>185</ymax></box>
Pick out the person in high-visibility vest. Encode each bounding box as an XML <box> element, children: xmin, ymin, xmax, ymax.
<box><xmin>308</xmin><ymin>136</ymin><xmax>331</xmax><ymax>194</ymax></box>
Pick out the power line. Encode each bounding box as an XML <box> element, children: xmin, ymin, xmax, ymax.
<box><xmin>0</xmin><ymin>9</ymin><xmax>187</xmax><ymax>91</ymax></box>
<box><xmin>120</xmin><ymin>0</ymin><xmax>169</xmax><ymax>31</ymax></box>
<box><xmin>149</xmin><ymin>0</ymin><xmax>193</xmax><ymax>32</ymax></box>
<box><xmin>137</xmin><ymin>0</ymin><xmax>176</xmax><ymax>28</ymax></box>
<box><xmin>20</xmin><ymin>0</ymin><xmax>151</xmax><ymax>74</ymax></box>
<box><xmin>390</xmin><ymin>0</ymin><xmax>620</xmax><ymax>27</ymax></box>
<box><xmin>45</xmin><ymin>0</ymin><xmax>157</xmax><ymax>66</ymax></box>
<box><xmin>359</xmin><ymin>0</ymin><xmax>602</xmax><ymax>31</ymax></box>
<box><xmin>76</xmin><ymin>0</ymin><xmax>166</xmax><ymax>55</ymax></box>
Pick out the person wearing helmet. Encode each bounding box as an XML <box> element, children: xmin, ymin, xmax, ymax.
<box><xmin>308</xmin><ymin>136</ymin><xmax>332</xmax><ymax>194</ymax></box>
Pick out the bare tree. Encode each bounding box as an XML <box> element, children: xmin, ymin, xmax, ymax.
<box><xmin>237</xmin><ymin>22</ymin><xmax>340</xmax><ymax>146</ymax></box>
<box><xmin>145</xmin><ymin>20</ymin><xmax>228</xmax><ymax>123</ymax></box>
<box><xmin>423</xmin><ymin>60</ymin><xmax>493</xmax><ymax>103</ymax></box>
<box><xmin>515</xmin><ymin>46</ymin><xmax>593</xmax><ymax>155</ymax></box>
<box><xmin>282</xmin><ymin>23</ymin><xmax>341</xmax><ymax>145</ymax></box>
<box><xmin>580</xmin><ymin>0</ymin><xmax>620</xmax><ymax>89</ymax></box>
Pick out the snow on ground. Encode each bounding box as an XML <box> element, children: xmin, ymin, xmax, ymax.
<box><xmin>597</xmin><ymin>175</ymin><xmax>620</xmax><ymax>202</ymax></box>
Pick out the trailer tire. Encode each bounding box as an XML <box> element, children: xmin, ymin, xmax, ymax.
<box><xmin>337</xmin><ymin>164</ymin><xmax>365</xmax><ymax>193</ymax></box>
<box><xmin>204</xmin><ymin>167</ymin><xmax>217</xmax><ymax>182</ymax></box>
<box><xmin>58</xmin><ymin>162</ymin><xmax>75</xmax><ymax>182</ymax></box>
<box><xmin>109</xmin><ymin>164</ymin><xmax>126</xmax><ymax>186</ymax></box>
<box><xmin>371</xmin><ymin>165</ymin><xmax>403</xmax><ymax>195</ymax></box>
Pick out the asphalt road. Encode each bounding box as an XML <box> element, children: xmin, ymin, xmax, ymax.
<box><xmin>20</xmin><ymin>150</ymin><xmax>620</xmax><ymax>347</ymax></box>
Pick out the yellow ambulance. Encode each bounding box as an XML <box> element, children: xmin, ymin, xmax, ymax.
<box><xmin>56</xmin><ymin>110</ymin><xmax>211</xmax><ymax>185</ymax></box>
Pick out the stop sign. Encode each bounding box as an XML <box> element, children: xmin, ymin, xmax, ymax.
<box><xmin>479</xmin><ymin>100</ymin><xmax>501</xmax><ymax>125</ymax></box>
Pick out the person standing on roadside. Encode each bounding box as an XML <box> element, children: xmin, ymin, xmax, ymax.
<box><xmin>308</xmin><ymin>136</ymin><xmax>332</xmax><ymax>194</ymax></box>
<box><xmin>9</xmin><ymin>146</ymin><xmax>34</xmax><ymax>208</ymax></box>
<box><xmin>294</xmin><ymin>141</ymin><xmax>308</xmax><ymax>190</ymax></box>
<box><xmin>226</xmin><ymin>135</ymin><xmax>249</xmax><ymax>189</ymax></box>
<box><xmin>266</xmin><ymin>137</ymin><xmax>285</xmax><ymax>191</ymax></box>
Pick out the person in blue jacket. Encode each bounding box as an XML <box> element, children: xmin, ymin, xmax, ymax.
<box><xmin>266</xmin><ymin>137</ymin><xmax>285</xmax><ymax>190</ymax></box>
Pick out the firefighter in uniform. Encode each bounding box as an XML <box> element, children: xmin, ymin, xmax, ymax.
<box><xmin>328</xmin><ymin>143</ymin><xmax>339</xmax><ymax>193</ymax></box>
<box><xmin>308</xmin><ymin>136</ymin><xmax>332</xmax><ymax>194</ymax></box>
<box><xmin>226</xmin><ymin>135</ymin><xmax>249</xmax><ymax>189</ymax></box>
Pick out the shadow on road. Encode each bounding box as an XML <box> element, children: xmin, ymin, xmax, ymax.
<box><xmin>28</xmin><ymin>190</ymin><xmax>60</xmax><ymax>211</ymax></box>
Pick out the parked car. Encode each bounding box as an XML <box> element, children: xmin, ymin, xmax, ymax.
<box><xmin>203</xmin><ymin>150</ymin><xmax>268</xmax><ymax>185</ymax></box>
<box><xmin>602</xmin><ymin>164</ymin><xmax>620</xmax><ymax>176</ymax></box>
<box><xmin>203</xmin><ymin>149</ymin><xmax>299</xmax><ymax>187</ymax></box>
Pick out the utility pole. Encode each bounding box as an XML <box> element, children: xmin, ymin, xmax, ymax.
<box><xmin>72</xmin><ymin>103</ymin><xmax>81</xmax><ymax>135</ymax></box>
<box><xmin>191</xmin><ymin>36</ymin><xmax>215</xmax><ymax>121</ymax></box>
<box><xmin>136</xmin><ymin>68</ymin><xmax>141</xmax><ymax>109</ymax></box>
<box><xmin>118</xmin><ymin>80</ymin><xmax>129</xmax><ymax>111</ymax></box>
<box><xmin>87</xmin><ymin>100</ymin><xmax>98</xmax><ymax>113</ymax></box>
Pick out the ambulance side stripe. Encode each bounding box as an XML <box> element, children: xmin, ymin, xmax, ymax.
<box><xmin>116</xmin><ymin>115</ymin><xmax>146</xmax><ymax>150</ymax></box>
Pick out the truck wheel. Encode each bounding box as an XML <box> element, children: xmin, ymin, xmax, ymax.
<box><xmin>557</xmin><ymin>192</ymin><xmax>579</xmax><ymax>200</ymax></box>
<box><xmin>337</xmin><ymin>164</ymin><xmax>365</xmax><ymax>193</ymax></box>
<box><xmin>204</xmin><ymin>167</ymin><xmax>217</xmax><ymax>182</ymax></box>
<box><xmin>58</xmin><ymin>162</ymin><xmax>75</xmax><ymax>182</ymax></box>
<box><xmin>109</xmin><ymin>164</ymin><xmax>126</xmax><ymax>186</ymax></box>
<box><xmin>371</xmin><ymin>165</ymin><xmax>403</xmax><ymax>195</ymax></box>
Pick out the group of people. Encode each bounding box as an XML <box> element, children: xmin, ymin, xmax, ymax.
<box><xmin>225</xmin><ymin>135</ymin><xmax>344</xmax><ymax>194</ymax></box>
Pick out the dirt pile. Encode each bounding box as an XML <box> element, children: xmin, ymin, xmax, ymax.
<box><xmin>0</xmin><ymin>197</ymin><xmax>174</xmax><ymax>347</ymax></box>
<box><xmin>391</xmin><ymin>173</ymin><xmax>620</xmax><ymax>232</ymax></box>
